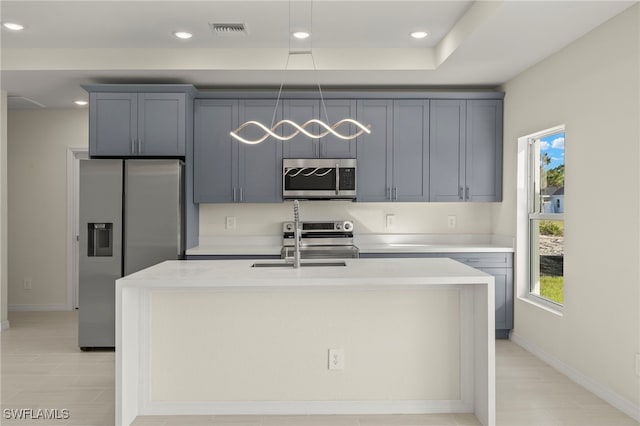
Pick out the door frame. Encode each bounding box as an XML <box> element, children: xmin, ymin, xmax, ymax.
<box><xmin>66</xmin><ymin>148</ymin><xmax>88</xmax><ymax>310</ymax></box>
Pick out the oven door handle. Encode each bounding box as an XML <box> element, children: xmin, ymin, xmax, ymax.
<box><xmin>335</xmin><ymin>164</ymin><xmax>340</xmax><ymax>195</ymax></box>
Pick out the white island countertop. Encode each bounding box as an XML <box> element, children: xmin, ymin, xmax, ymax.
<box><xmin>120</xmin><ymin>257</ymin><xmax>494</xmax><ymax>289</ymax></box>
<box><xmin>116</xmin><ymin>258</ymin><xmax>495</xmax><ymax>426</ymax></box>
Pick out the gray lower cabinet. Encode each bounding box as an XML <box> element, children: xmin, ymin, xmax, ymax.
<box><xmin>360</xmin><ymin>251</ymin><xmax>514</xmax><ymax>338</ymax></box>
<box><xmin>429</xmin><ymin>99</ymin><xmax>503</xmax><ymax>202</ymax></box>
<box><xmin>193</xmin><ymin>99</ymin><xmax>283</xmax><ymax>203</ymax></box>
<box><xmin>282</xmin><ymin>99</ymin><xmax>357</xmax><ymax>159</ymax></box>
<box><xmin>356</xmin><ymin>100</ymin><xmax>429</xmax><ymax>202</ymax></box>
<box><xmin>89</xmin><ymin>92</ymin><xmax>186</xmax><ymax>157</ymax></box>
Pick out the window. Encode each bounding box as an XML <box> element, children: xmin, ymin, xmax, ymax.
<box><xmin>528</xmin><ymin>130</ymin><xmax>565</xmax><ymax>305</ymax></box>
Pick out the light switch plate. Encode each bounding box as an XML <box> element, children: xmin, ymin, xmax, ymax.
<box><xmin>447</xmin><ymin>215</ymin><xmax>457</xmax><ymax>229</ymax></box>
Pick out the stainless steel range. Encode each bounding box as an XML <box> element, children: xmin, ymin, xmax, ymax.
<box><xmin>281</xmin><ymin>220</ymin><xmax>359</xmax><ymax>259</ymax></box>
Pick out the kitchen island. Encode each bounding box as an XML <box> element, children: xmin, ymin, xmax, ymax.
<box><xmin>116</xmin><ymin>258</ymin><xmax>495</xmax><ymax>426</ymax></box>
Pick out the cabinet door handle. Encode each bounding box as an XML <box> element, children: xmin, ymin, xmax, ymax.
<box><xmin>233</xmin><ymin>187</ymin><xmax>237</xmax><ymax>202</ymax></box>
<box><xmin>138</xmin><ymin>139</ymin><xmax>143</xmax><ymax>155</ymax></box>
<box><xmin>458</xmin><ymin>187</ymin><xmax>463</xmax><ymax>200</ymax></box>
<box><xmin>239</xmin><ymin>187</ymin><xmax>243</xmax><ymax>202</ymax></box>
<box><xmin>393</xmin><ymin>187</ymin><xmax>398</xmax><ymax>201</ymax></box>
<box><xmin>386</xmin><ymin>187</ymin><xmax>391</xmax><ymax>200</ymax></box>
<box><xmin>131</xmin><ymin>139</ymin><xmax>136</xmax><ymax>155</ymax></box>
<box><xmin>465</xmin><ymin>186</ymin><xmax>470</xmax><ymax>200</ymax></box>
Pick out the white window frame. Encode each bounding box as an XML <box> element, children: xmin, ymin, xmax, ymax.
<box><xmin>516</xmin><ymin>125</ymin><xmax>565</xmax><ymax>315</ymax></box>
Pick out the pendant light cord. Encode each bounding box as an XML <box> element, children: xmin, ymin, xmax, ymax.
<box><xmin>309</xmin><ymin>0</ymin><xmax>330</xmax><ymax>124</ymax></box>
<box><xmin>230</xmin><ymin>0</ymin><xmax>371</xmax><ymax>144</ymax></box>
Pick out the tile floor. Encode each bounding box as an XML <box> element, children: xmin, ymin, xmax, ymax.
<box><xmin>1</xmin><ymin>311</ymin><xmax>638</xmax><ymax>426</ymax></box>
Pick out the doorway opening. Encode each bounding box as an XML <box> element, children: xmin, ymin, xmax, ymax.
<box><xmin>67</xmin><ymin>148</ymin><xmax>88</xmax><ymax>309</ymax></box>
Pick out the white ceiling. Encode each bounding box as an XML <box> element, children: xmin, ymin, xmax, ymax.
<box><xmin>1</xmin><ymin>0</ymin><xmax>636</xmax><ymax>109</ymax></box>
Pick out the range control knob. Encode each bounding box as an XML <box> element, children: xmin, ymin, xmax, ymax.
<box><xmin>284</xmin><ymin>223</ymin><xmax>294</xmax><ymax>232</ymax></box>
<box><xmin>343</xmin><ymin>221</ymin><xmax>353</xmax><ymax>232</ymax></box>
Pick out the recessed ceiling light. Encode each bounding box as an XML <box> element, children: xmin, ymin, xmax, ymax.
<box><xmin>3</xmin><ymin>22</ymin><xmax>25</xmax><ymax>31</ymax></box>
<box><xmin>292</xmin><ymin>31</ymin><xmax>310</xmax><ymax>40</ymax></box>
<box><xmin>410</xmin><ymin>31</ymin><xmax>429</xmax><ymax>39</ymax></box>
<box><xmin>73</xmin><ymin>100</ymin><xmax>88</xmax><ymax>106</ymax></box>
<box><xmin>173</xmin><ymin>31</ymin><xmax>193</xmax><ymax>40</ymax></box>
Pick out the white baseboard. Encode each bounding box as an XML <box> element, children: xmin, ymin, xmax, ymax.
<box><xmin>8</xmin><ymin>304</ymin><xmax>70</xmax><ymax>311</ymax></box>
<box><xmin>511</xmin><ymin>333</ymin><xmax>640</xmax><ymax>422</ymax></box>
<box><xmin>1</xmin><ymin>320</ymin><xmax>9</xmax><ymax>331</ymax></box>
<box><xmin>141</xmin><ymin>400</ymin><xmax>472</xmax><ymax>417</ymax></box>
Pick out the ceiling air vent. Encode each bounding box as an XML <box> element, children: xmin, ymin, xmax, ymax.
<box><xmin>209</xmin><ymin>23</ymin><xmax>247</xmax><ymax>36</ymax></box>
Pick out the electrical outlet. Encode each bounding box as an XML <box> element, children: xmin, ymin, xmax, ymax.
<box><xmin>328</xmin><ymin>349</ymin><xmax>344</xmax><ymax>370</ymax></box>
<box><xmin>225</xmin><ymin>216</ymin><xmax>236</xmax><ymax>230</ymax></box>
<box><xmin>23</xmin><ymin>278</ymin><xmax>32</xmax><ymax>290</ymax></box>
<box><xmin>447</xmin><ymin>215</ymin><xmax>457</xmax><ymax>229</ymax></box>
<box><xmin>386</xmin><ymin>214</ymin><xmax>395</xmax><ymax>229</ymax></box>
<box><xmin>636</xmin><ymin>353</ymin><xmax>640</xmax><ymax>376</ymax></box>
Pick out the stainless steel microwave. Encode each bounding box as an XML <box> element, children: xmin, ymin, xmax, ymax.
<box><xmin>283</xmin><ymin>159</ymin><xmax>356</xmax><ymax>200</ymax></box>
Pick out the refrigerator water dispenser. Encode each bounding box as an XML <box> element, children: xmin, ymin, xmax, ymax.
<box><xmin>88</xmin><ymin>223</ymin><xmax>113</xmax><ymax>257</ymax></box>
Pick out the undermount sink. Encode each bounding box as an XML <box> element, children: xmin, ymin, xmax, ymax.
<box><xmin>251</xmin><ymin>261</ymin><xmax>347</xmax><ymax>268</ymax></box>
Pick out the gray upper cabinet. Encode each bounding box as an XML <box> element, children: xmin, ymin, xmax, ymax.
<box><xmin>466</xmin><ymin>100</ymin><xmax>503</xmax><ymax>202</ymax></box>
<box><xmin>282</xmin><ymin>99</ymin><xmax>319</xmax><ymax>158</ymax></box>
<box><xmin>429</xmin><ymin>100</ymin><xmax>466</xmax><ymax>202</ymax></box>
<box><xmin>392</xmin><ymin>100</ymin><xmax>430</xmax><ymax>201</ymax></box>
<box><xmin>193</xmin><ymin>99</ymin><xmax>283</xmax><ymax>203</ymax></box>
<box><xmin>89</xmin><ymin>93</ymin><xmax>137</xmax><ymax>157</ymax></box>
<box><xmin>238</xmin><ymin>100</ymin><xmax>283</xmax><ymax>203</ymax></box>
<box><xmin>320</xmin><ymin>99</ymin><xmax>357</xmax><ymax>158</ymax></box>
<box><xmin>429</xmin><ymin>99</ymin><xmax>503</xmax><ymax>202</ymax></box>
<box><xmin>193</xmin><ymin>99</ymin><xmax>237</xmax><ymax>203</ymax></box>
<box><xmin>189</xmin><ymin>91</ymin><xmax>502</xmax><ymax>204</ymax></box>
<box><xmin>283</xmin><ymin>99</ymin><xmax>357</xmax><ymax>159</ymax></box>
<box><xmin>89</xmin><ymin>92</ymin><xmax>186</xmax><ymax>157</ymax></box>
<box><xmin>356</xmin><ymin>100</ymin><xmax>393</xmax><ymax>202</ymax></box>
<box><xmin>137</xmin><ymin>93</ymin><xmax>186</xmax><ymax>156</ymax></box>
<box><xmin>356</xmin><ymin>100</ymin><xmax>429</xmax><ymax>202</ymax></box>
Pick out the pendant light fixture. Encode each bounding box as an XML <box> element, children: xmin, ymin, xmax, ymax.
<box><xmin>230</xmin><ymin>0</ymin><xmax>371</xmax><ymax>145</ymax></box>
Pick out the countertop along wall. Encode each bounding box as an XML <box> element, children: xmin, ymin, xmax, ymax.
<box><xmin>7</xmin><ymin>108</ymin><xmax>88</xmax><ymax>310</ymax></box>
<box><xmin>494</xmin><ymin>4</ymin><xmax>640</xmax><ymax>415</ymax></box>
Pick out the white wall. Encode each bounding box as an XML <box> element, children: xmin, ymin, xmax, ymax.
<box><xmin>199</xmin><ymin>202</ymin><xmax>494</xmax><ymax>237</ymax></box>
<box><xmin>7</xmin><ymin>109</ymin><xmax>88</xmax><ymax>309</ymax></box>
<box><xmin>494</xmin><ymin>4</ymin><xmax>640</xmax><ymax>411</ymax></box>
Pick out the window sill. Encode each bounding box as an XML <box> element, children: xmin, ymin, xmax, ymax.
<box><xmin>518</xmin><ymin>294</ymin><xmax>564</xmax><ymax>316</ymax></box>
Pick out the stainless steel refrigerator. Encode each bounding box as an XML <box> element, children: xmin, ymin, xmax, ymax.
<box><xmin>78</xmin><ymin>159</ymin><xmax>184</xmax><ymax>349</ymax></box>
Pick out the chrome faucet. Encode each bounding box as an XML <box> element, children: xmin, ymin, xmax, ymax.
<box><xmin>293</xmin><ymin>199</ymin><xmax>301</xmax><ymax>269</ymax></box>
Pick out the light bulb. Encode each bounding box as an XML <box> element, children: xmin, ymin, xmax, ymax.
<box><xmin>292</xmin><ymin>31</ymin><xmax>310</xmax><ymax>40</ymax></box>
